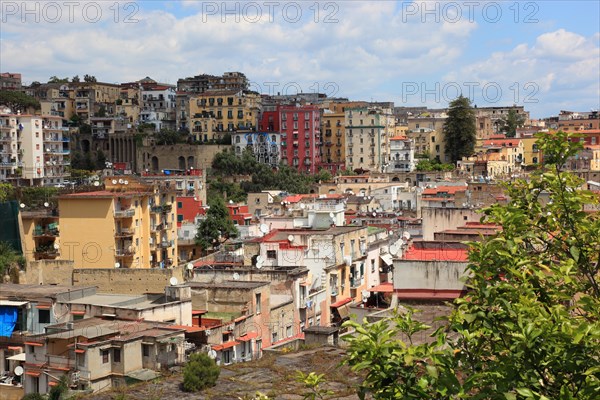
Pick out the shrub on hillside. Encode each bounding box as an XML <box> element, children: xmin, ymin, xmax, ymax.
<box><xmin>182</xmin><ymin>353</ymin><xmax>220</xmax><ymax>392</ymax></box>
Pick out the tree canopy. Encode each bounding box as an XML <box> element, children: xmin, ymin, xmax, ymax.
<box><xmin>0</xmin><ymin>90</ymin><xmax>40</xmax><ymax>113</ymax></box>
<box><xmin>443</xmin><ymin>95</ymin><xmax>477</xmax><ymax>163</ymax></box>
<box><xmin>344</xmin><ymin>131</ymin><xmax>600</xmax><ymax>399</ymax></box>
<box><xmin>500</xmin><ymin>109</ymin><xmax>527</xmax><ymax>138</ymax></box>
<box><xmin>195</xmin><ymin>197</ymin><xmax>238</xmax><ymax>251</ymax></box>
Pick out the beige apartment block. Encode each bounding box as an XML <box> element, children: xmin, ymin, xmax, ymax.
<box><xmin>345</xmin><ymin>107</ymin><xmax>394</xmax><ymax>173</ymax></box>
<box><xmin>56</xmin><ymin>177</ymin><xmax>178</xmax><ymax>269</ymax></box>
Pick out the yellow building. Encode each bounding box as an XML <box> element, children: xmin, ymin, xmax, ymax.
<box><xmin>116</xmin><ymin>86</ymin><xmax>141</xmax><ymax>124</ymax></box>
<box><xmin>407</xmin><ymin>115</ymin><xmax>447</xmax><ymax>162</ymax></box>
<box><xmin>589</xmin><ymin>145</ymin><xmax>600</xmax><ymax>171</ymax></box>
<box><xmin>21</xmin><ymin>209</ymin><xmax>61</xmax><ymax>263</ymax></box>
<box><xmin>520</xmin><ymin>136</ymin><xmax>542</xmax><ymax>166</ymax></box>
<box><xmin>345</xmin><ymin>107</ymin><xmax>394</xmax><ymax>172</ymax></box>
<box><xmin>321</xmin><ymin>111</ymin><xmax>345</xmax><ymax>166</ymax></box>
<box><xmin>188</xmin><ymin>89</ymin><xmax>261</xmax><ymax>141</ymax></box>
<box><xmin>72</xmin><ymin>82</ymin><xmax>121</xmax><ymax>122</ymax></box>
<box><xmin>39</xmin><ymin>85</ymin><xmax>75</xmax><ymax>119</ymax></box>
<box><xmin>52</xmin><ymin>177</ymin><xmax>177</xmax><ymax>269</ymax></box>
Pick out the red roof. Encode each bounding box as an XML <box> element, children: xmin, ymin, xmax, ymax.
<box><xmin>395</xmin><ymin>289</ymin><xmax>466</xmax><ymax>300</ymax></box>
<box><xmin>402</xmin><ymin>247</ymin><xmax>469</xmax><ymax>262</ymax></box>
<box><xmin>390</xmin><ymin>135</ymin><xmax>408</xmax><ymax>141</ymax></box>
<box><xmin>422</xmin><ymin>186</ymin><xmax>467</xmax><ymax>196</ymax></box>
<box><xmin>212</xmin><ymin>341</ymin><xmax>239</xmax><ymax>351</ymax></box>
<box><xmin>238</xmin><ymin>331</ymin><xmax>259</xmax><ymax>341</ymax></box>
<box><xmin>330</xmin><ymin>297</ymin><xmax>352</xmax><ymax>308</ymax></box>
<box><xmin>483</xmin><ymin>139</ymin><xmax>522</xmax><ymax>147</ymax></box>
<box><xmin>368</xmin><ymin>282</ymin><xmax>394</xmax><ymax>293</ymax></box>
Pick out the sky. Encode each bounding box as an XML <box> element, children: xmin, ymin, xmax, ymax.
<box><xmin>1</xmin><ymin>0</ymin><xmax>599</xmax><ymax>118</ymax></box>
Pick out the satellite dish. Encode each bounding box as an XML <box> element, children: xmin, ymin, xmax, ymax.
<box><xmin>14</xmin><ymin>366</ymin><xmax>24</xmax><ymax>376</ymax></box>
<box><xmin>287</xmin><ymin>235</ymin><xmax>294</xmax><ymax>242</ymax></box>
<box><xmin>403</xmin><ymin>232</ymin><xmax>411</xmax><ymax>240</ymax></box>
<box><xmin>118</xmin><ymin>179</ymin><xmax>124</xmax><ymax>184</ymax></box>
<box><xmin>19</xmin><ymin>203</ymin><xmax>25</xmax><ymax>208</ymax></box>
<box><xmin>44</xmin><ymin>202</ymin><xmax>49</xmax><ymax>207</ymax></box>
<box><xmin>169</xmin><ymin>277</ymin><xmax>178</xmax><ymax>286</ymax></box>
<box><xmin>389</xmin><ymin>245</ymin><xmax>398</xmax><ymax>256</ymax></box>
<box><xmin>259</xmin><ymin>224</ymin><xmax>269</xmax><ymax>234</ymax></box>
<box><xmin>256</xmin><ymin>261</ymin><xmax>264</xmax><ymax>269</ymax></box>
<box><xmin>112</xmin><ymin>179</ymin><xmax>117</xmax><ymax>184</ymax></box>
<box><xmin>233</xmin><ymin>272</ymin><xmax>240</xmax><ymax>280</ymax></box>
<box><xmin>361</xmin><ymin>290</ymin><xmax>370</xmax><ymax>298</ymax></box>
<box><xmin>114</xmin><ymin>262</ymin><xmax>120</xmax><ymax>268</ymax></box>
<box><xmin>53</xmin><ymin>243</ymin><xmax>60</xmax><ymax>250</ymax></box>
<box><xmin>256</xmin><ymin>255</ymin><xmax>264</xmax><ymax>263</ymax></box>
<box><xmin>300</xmin><ymin>203</ymin><xmax>306</xmax><ymax>209</ymax></box>
<box><xmin>372</xmin><ymin>212</ymin><xmax>377</xmax><ymax>217</ymax></box>
<box><xmin>208</xmin><ymin>349</ymin><xmax>217</xmax><ymax>359</ymax></box>
<box><xmin>123</xmin><ymin>180</ymin><xmax>128</xmax><ymax>185</ymax></box>
<box><xmin>229</xmin><ymin>200</ymin><xmax>234</xmax><ymax>204</ymax></box>
<box><xmin>94</xmin><ymin>181</ymin><xmax>100</xmax><ymax>187</ymax></box>
<box><xmin>186</xmin><ymin>263</ymin><xmax>194</xmax><ymax>270</ymax></box>
<box><xmin>329</xmin><ymin>212</ymin><xmax>335</xmax><ymax>218</ymax></box>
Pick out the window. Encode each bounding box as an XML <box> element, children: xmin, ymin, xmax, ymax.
<box><xmin>113</xmin><ymin>348</ymin><xmax>121</xmax><ymax>363</ymax></box>
<box><xmin>177</xmin><ymin>201</ymin><xmax>182</xmax><ymax>209</ymax></box>
<box><xmin>102</xmin><ymin>349</ymin><xmax>109</xmax><ymax>363</ymax></box>
<box><xmin>142</xmin><ymin>344</ymin><xmax>150</xmax><ymax>357</ymax></box>
<box><xmin>255</xmin><ymin>293</ymin><xmax>262</xmax><ymax>314</ymax></box>
<box><xmin>177</xmin><ymin>214</ymin><xmax>183</xmax><ymax>222</ymax></box>
<box><xmin>38</xmin><ymin>309</ymin><xmax>50</xmax><ymax>324</ymax></box>
<box><xmin>286</xmin><ymin>325</ymin><xmax>292</xmax><ymax>337</ymax></box>
<box><xmin>266</xmin><ymin>250</ymin><xmax>277</xmax><ymax>259</ymax></box>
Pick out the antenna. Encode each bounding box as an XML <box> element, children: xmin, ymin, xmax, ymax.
<box><xmin>232</xmin><ymin>272</ymin><xmax>240</xmax><ymax>280</ymax></box>
<box><xmin>169</xmin><ymin>277</ymin><xmax>178</xmax><ymax>285</ymax></box>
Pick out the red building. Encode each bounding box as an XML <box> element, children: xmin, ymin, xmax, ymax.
<box><xmin>279</xmin><ymin>105</ymin><xmax>321</xmax><ymax>174</ymax></box>
<box><xmin>259</xmin><ymin>108</ymin><xmax>281</xmax><ymax>132</ymax></box>
<box><xmin>227</xmin><ymin>203</ymin><xmax>253</xmax><ymax>226</ymax></box>
<box><xmin>176</xmin><ymin>196</ymin><xmax>205</xmax><ymax>227</ymax></box>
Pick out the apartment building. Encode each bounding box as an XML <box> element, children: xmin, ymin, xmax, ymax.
<box><xmin>345</xmin><ymin>107</ymin><xmax>394</xmax><ymax>173</ymax></box>
<box><xmin>116</xmin><ymin>83</ymin><xmax>141</xmax><ymax>124</ymax></box>
<box><xmin>41</xmin><ymin>116</ymin><xmax>71</xmax><ymax>185</ymax></box>
<box><xmin>72</xmin><ymin>82</ymin><xmax>120</xmax><ymax>122</ymax></box>
<box><xmin>188</xmin><ymin>89</ymin><xmax>262</xmax><ymax>142</ymax></box>
<box><xmin>232</xmin><ymin>131</ymin><xmax>281</xmax><ymax>167</ymax></box>
<box><xmin>279</xmin><ymin>104</ymin><xmax>321</xmax><ymax>174</ymax></box>
<box><xmin>407</xmin><ymin>112</ymin><xmax>447</xmax><ymax>162</ymax></box>
<box><xmin>474</xmin><ymin>105</ymin><xmax>531</xmax><ymax>135</ymax></box>
<box><xmin>320</xmin><ymin>110</ymin><xmax>346</xmax><ymax>173</ymax></box>
<box><xmin>55</xmin><ymin>176</ymin><xmax>178</xmax><ymax>269</ymax></box>
<box><xmin>177</xmin><ymin>72</ymin><xmax>249</xmax><ymax>94</ymax></box>
<box><xmin>0</xmin><ymin>72</ymin><xmax>22</xmax><ymax>91</ymax></box>
<box><xmin>387</xmin><ymin>136</ymin><xmax>416</xmax><ymax>173</ymax></box>
<box><xmin>37</xmin><ymin>84</ymin><xmax>75</xmax><ymax>119</ymax></box>
<box><xmin>140</xmin><ymin>85</ymin><xmax>177</xmax><ymax>131</ymax></box>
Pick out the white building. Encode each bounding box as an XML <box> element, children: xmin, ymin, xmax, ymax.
<box><xmin>232</xmin><ymin>131</ymin><xmax>281</xmax><ymax>168</ymax></box>
<box><xmin>387</xmin><ymin>136</ymin><xmax>415</xmax><ymax>173</ymax></box>
<box><xmin>140</xmin><ymin>85</ymin><xmax>177</xmax><ymax>131</ymax></box>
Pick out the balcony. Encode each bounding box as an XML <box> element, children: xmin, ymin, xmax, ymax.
<box><xmin>34</xmin><ymin>247</ymin><xmax>59</xmax><ymax>259</ymax></box>
<box><xmin>115</xmin><ymin>247</ymin><xmax>136</xmax><ymax>257</ymax></box>
<box><xmin>114</xmin><ymin>209</ymin><xmax>135</xmax><ymax>218</ymax></box>
<box><xmin>33</xmin><ymin>224</ymin><xmax>59</xmax><ymax>237</ymax></box>
<box><xmin>158</xmin><ymin>240</ymin><xmax>174</xmax><ymax>248</ymax></box>
<box><xmin>115</xmin><ymin>228</ymin><xmax>134</xmax><ymax>237</ymax></box>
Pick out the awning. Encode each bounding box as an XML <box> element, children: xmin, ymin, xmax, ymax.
<box><xmin>8</xmin><ymin>345</ymin><xmax>23</xmax><ymax>351</ymax></box>
<box><xmin>48</xmin><ymin>381</ymin><xmax>58</xmax><ymax>387</ymax></box>
<box><xmin>330</xmin><ymin>298</ymin><xmax>352</xmax><ymax>308</ymax></box>
<box><xmin>75</xmin><ymin>349</ymin><xmax>85</xmax><ymax>354</ymax></box>
<box><xmin>24</xmin><ymin>341</ymin><xmax>43</xmax><ymax>347</ymax></box>
<box><xmin>380</xmin><ymin>254</ymin><xmax>393</xmax><ymax>266</ymax></box>
<box><xmin>25</xmin><ymin>371</ymin><xmax>41</xmax><ymax>377</ymax></box>
<box><xmin>0</xmin><ymin>306</ymin><xmax>18</xmax><ymax>337</ymax></box>
<box><xmin>0</xmin><ymin>300</ymin><xmax>28</xmax><ymax>307</ymax></box>
<box><xmin>71</xmin><ymin>311</ymin><xmax>86</xmax><ymax>315</ymax></box>
<box><xmin>7</xmin><ymin>353</ymin><xmax>26</xmax><ymax>361</ymax></box>
<box><xmin>369</xmin><ymin>282</ymin><xmax>394</xmax><ymax>293</ymax></box>
<box><xmin>212</xmin><ymin>341</ymin><xmax>239</xmax><ymax>351</ymax></box>
<box><xmin>36</xmin><ymin>303</ymin><xmax>51</xmax><ymax>309</ymax></box>
<box><xmin>238</xmin><ymin>331</ymin><xmax>259</xmax><ymax>342</ymax></box>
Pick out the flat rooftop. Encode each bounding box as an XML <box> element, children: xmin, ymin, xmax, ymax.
<box><xmin>188</xmin><ymin>281</ymin><xmax>270</xmax><ymax>290</ymax></box>
<box><xmin>0</xmin><ymin>284</ymin><xmax>95</xmax><ymax>301</ymax></box>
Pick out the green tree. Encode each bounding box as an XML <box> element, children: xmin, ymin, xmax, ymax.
<box><xmin>443</xmin><ymin>95</ymin><xmax>476</xmax><ymax>163</ymax></box>
<box><xmin>83</xmin><ymin>74</ymin><xmax>97</xmax><ymax>83</ymax></box>
<box><xmin>499</xmin><ymin>109</ymin><xmax>527</xmax><ymax>138</ymax></box>
<box><xmin>72</xmin><ymin>75</ymin><xmax>80</xmax><ymax>83</ymax></box>
<box><xmin>195</xmin><ymin>197</ymin><xmax>238</xmax><ymax>251</ymax></box>
<box><xmin>0</xmin><ymin>90</ymin><xmax>40</xmax><ymax>113</ymax></box>
<box><xmin>0</xmin><ymin>242</ymin><xmax>24</xmax><ymax>278</ymax></box>
<box><xmin>97</xmin><ymin>105</ymin><xmax>107</xmax><ymax>117</ymax></box>
<box><xmin>48</xmin><ymin>375</ymin><xmax>69</xmax><ymax>400</ymax></box>
<box><xmin>295</xmin><ymin>371</ymin><xmax>334</xmax><ymax>400</ymax></box>
<box><xmin>48</xmin><ymin>76</ymin><xmax>69</xmax><ymax>83</ymax></box>
<box><xmin>344</xmin><ymin>131</ymin><xmax>600</xmax><ymax>399</ymax></box>
<box><xmin>95</xmin><ymin>150</ymin><xmax>107</xmax><ymax>170</ymax></box>
<box><xmin>155</xmin><ymin>129</ymin><xmax>186</xmax><ymax>145</ymax></box>
<box><xmin>182</xmin><ymin>353</ymin><xmax>220</xmax><ymax>392</ymax></box>
<box><xmin>314</xmin><ymin>169</ymin><xmax>333</xmax><ymax>183</ymax></box>
<box><xmin>0</xmin><ymin>183</ymin><xmax>15</xmax><ymax>202</ymax></box>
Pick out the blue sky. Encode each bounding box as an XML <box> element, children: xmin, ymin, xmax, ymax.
<box><xmin>1</xmin><ymin>1</ymin><xmax>598</xmax><ymax>117</ymax></box>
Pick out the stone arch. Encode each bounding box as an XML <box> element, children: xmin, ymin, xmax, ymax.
<box><xmin>178</xmin><ymin>156</ymin><xmax>186</xmax><ymax>170</ymax></box>
<box><xmin>151</xmin><ymin>156</ymin><xmax>159</xmax><ymax>172</ymax></box>
<box><xmin>187</xmin><ymin>156</ymin><xmax>195</xmax><ymax>169</ymax></box>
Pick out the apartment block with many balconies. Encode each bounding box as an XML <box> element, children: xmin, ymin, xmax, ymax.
<box><xmin>344</xmin><ymin>107</ymin><xmax>394</xmax><ymax>173</ymax></box>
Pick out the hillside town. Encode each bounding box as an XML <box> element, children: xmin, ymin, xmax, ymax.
<box><xmin>0</xmin><ymin>70</ymin><xmax>599</xmax><ymax>399</ymax></box>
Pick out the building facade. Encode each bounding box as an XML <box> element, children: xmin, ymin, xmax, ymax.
<box><xmin>345</xmin><ymin>107</ymin><xmax>394</xmax><ymax>173</ymax></box>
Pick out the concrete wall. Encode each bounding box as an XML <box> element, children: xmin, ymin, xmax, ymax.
<box><xmin>393</xmin><ymin>260</ymin><xmax>468</xmax><ymax>291</ymax></box>
<box><xmin>22</xmin><ymin>259</ymin><xmax>75</xmax><ymax>285</ymax></box>
<box><xmin>73</xmin><ymin>266</ymin><xmax>185</xmax><ymax>294</ymax></box>
<box><xmin>137</xmin><ymin>144</ymin><xmax>228</xmax><ymax>173</ymax></box>
<box><xmin>421</xmin><ymin>207</ymin><xmax>481</xmax><ymax>241</ymax></box>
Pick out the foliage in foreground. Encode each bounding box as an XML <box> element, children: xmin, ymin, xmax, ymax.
<box><xmin>344</xmin><ymin>131</ymin><xmax>600</xmax><ymax>399</ymax></box>
<box><xmin>195</xmin><ymin>197</ymin><xmax>239</xmax><ymax>251</ymax></box>
<box><xmin>182</xmin><ymin>352</ymin><xmax>220</xmax><ymax>392</ymax></box>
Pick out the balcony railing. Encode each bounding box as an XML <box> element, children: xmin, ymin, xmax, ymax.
<box><xmin>115</xmin><ymin>247</ymin><xmax>136</xmax><ymax>257</ymax></box>
<box><xmin>114</xmin><ymin>209</ymin><xmax>135</xmax><ymax>218</ymax></box>
<box><xmin>115</xmin><ymin>228</ymin><xmax>134</xmax><ymax>237</ymax></box>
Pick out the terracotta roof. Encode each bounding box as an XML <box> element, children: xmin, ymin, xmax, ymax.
<box><xmin>368</xmin><ymin>282</ymin><xmax>394</xmax><ymax>293</ymax></box>
<box><xmin>330</xmin><ymin>297</ymin><xmax>352</xmax><ymax>308</ymax></box>
<box><xmin>422</xmin><ymin>186</ymin><xmax>467</xmax><ymax>195</ymax></box>
<box><xmin>402</xmin><ymin>247</ymin><xmax>468</xmax><ymax>262</ymax></box>
<box><xmin>483</xmin><ymin>139</ymin><xmax>522</xmax><ymax>147</ymax></box>
<box><xmin>390</xmin><ymin>136</ymin><xmax>409</xmax><ymax>140</ymax></box>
